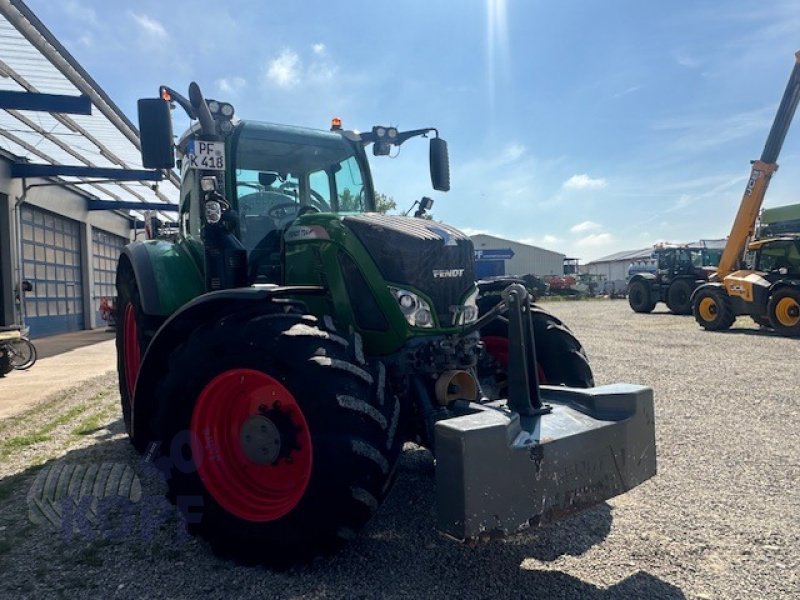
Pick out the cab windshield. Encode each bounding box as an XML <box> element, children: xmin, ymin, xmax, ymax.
<box><xmin>757</xmin><ymin>240</ymin><xmax>800</xmax><ymax>272</ymax></box>
<box><xmin>233</xmin><ymin>126</ymin><xmax>373</xmax><ymax>252</ymax></box>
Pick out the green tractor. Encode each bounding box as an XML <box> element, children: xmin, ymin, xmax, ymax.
<box><xmin>117</xmin><ymin>82</ymin><xmax>656</xmax><ymax>563</ymax></box>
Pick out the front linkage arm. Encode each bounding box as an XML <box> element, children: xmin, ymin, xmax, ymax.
<box><xmin>458</xmin><ymin>282</ymin><xmax>550</xmax><ymax>418</ymax></box>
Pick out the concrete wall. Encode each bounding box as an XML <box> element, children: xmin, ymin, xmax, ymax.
<box><xmin>470</xmin><ymin>234</ymin><xmax>564</xmax><ymax>277</ymax></box>
<box><xmin>0</xmin><ymin>154</ymin><xmax>132</xmax><ymax>331</ymax></box>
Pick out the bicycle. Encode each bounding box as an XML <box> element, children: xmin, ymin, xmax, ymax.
<box><xmin>0</xmin><ymin>326</ymin><xmax>37</xmax><ymax>373</ymax></box>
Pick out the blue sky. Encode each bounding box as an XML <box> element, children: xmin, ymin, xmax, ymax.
<box><xmin>27</xmin><ymin>0</ymin><xmax>800</xmax><ymax>260</ymax></box>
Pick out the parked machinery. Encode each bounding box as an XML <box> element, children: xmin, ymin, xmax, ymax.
<box><xmin>116</xmin><ymin>82</ymin><xmax>657</xmax><ymax>563</ymax></box>
<box><xmin>692</xmin><ymin>51</ymin><xmax>800</xmax><ymax>336</ymax></box>
<box><xmin>628</xmin><ymin>243</ymin><xmax>720</xmax><ymax>314</ymax></box>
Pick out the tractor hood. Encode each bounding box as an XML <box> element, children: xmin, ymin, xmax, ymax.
<box><xmin>342</xmin><ymin>213</ymin><xmax>475</xmax><ymax>325</ymax></box>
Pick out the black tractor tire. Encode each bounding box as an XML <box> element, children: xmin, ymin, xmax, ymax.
<box><xmin>115</xmin><ymin>262</ymin><xmax>163</xmax><ymax>453</ymax></box>
<box><xmin>692</xmin><ymin>288</ymin><xmax>735</xmax><ymax>331</ymax></box>
<box><xmin>478</xmin><ymin>303</ymin><xmax>594</xmax><ymax>399</ymax></box>
<box><xmin>767</xmin><ymin>287</ymin><xmax>800</xmax><ymax>337</ymax></box>
<box><xmin>666</xmin><ymin>279</ymin><xmax>694</xmax><ymax>315</ymax></box>
<box><xmin>628</xmin><ymin>280</ymin><xmax>656</xmax><ymax>313</ymax></box>
<box><xmin>155</xmin><ymin>311</ymin><xmax>402</xmax><ymax>565</ymax></box>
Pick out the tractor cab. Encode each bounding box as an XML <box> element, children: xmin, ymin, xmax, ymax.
<box><xmin>747</xmin><ymin>236</ymin><xmax>800</xmax><ymax>279</ymax></box>
<box><xmin>174</xmin><ymin>120</ymin><xmax>377</xmax><ymax>284</ymax></box>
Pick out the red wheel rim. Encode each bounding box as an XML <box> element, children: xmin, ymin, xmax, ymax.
<box><xmin>123</xmin><ymin>303</ymin><xmax>140</xmax><ymax>398</ymax></box>
<box><xmin>482</xmin><ymin>336</ymin><xmax>547</xmax><ymax>384</ymax></box>
<box><xmin>190</xmin><ymin>368</ymin><xmax>313</xmax><ymax>522</ymax></box>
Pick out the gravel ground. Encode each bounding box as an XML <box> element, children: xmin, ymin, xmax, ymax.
<box><xmin>0</xmin><ymin>300</ymin><xmax>797</xmax><ymax>599</ymax></box>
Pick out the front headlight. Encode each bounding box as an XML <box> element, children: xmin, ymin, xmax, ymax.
<box><xmin>389</xmin><ymin>287</ymin><xmax>434</xmax><ymax>328</ymax></box>
<box><xmin>452</xmin><ymin>288</ymin><xmax>479</xmax><ymax>325</ymax></box>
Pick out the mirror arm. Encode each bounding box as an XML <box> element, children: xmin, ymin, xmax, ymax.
<box><xmin>358</xmin><ymin>127</ymin><xmax>439</xmax><ymax>147</ymax></box>
<box><xmin>188</xmin><ymin>82</ymin><xmax>217</xmax><ymax>137</ymax></box>
<box><xmin>159</xmin><ymin>86</ymin><xmax>196</xmax><ymax>120</ymax></box>
<box><xmin>393</xmin><ymin>127</ymin><xmax>438</xmax><ymax>146</ymax></box>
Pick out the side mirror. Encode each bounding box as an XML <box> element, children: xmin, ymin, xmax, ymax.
<box><xmin>138</xmin><ymin>98</ymin><xmax>174</xmax><ymax>169</ymax></box>
<box><xmin>429</xmin><ymin>137</ymin><xmax>450</xmax><ymax>192</ymax></box>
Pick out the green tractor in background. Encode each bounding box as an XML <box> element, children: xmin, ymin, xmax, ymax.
<box><xmin>116</xmin><ymin>82</ymin><xmax>656</xmax><ymax>563</ymax></box>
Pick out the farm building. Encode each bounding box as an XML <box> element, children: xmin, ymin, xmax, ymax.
<box><xmin>583</xmin><ymin>248</ymin><xmax>653</xmax><ymax>296</ymax></box>
<box><xmin>0</xmin><ymin>2</ymin><xmax>177</xmax><ymax>338</ymax></box>
<box><xmin>469</xmin><ymin>234</ymin><xmax>565</xmax><ymax>279</ymax></box>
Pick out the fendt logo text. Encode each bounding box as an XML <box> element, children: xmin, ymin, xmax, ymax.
<box><xmin>433</xmin><ymin>269</ymin><xmax>465</xmax><ymax>279</ymax></box>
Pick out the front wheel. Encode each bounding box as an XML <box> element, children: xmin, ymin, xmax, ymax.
<box><xmin>767</xmin><ymin>288</ymin><xmax>800</xmax><ymax>336</ymax></box>
<box><xmin>693</xmin><ymin>288</ymin><xmax>735</xmax><ymax>331</ymax></box>
<box><xmin>156</xmin><ymin>311</ymin><xmax>402</xmax><ymax>564</ymax></box>
<box><xmin>628</xmin><ymin>280</ymin><xmax>656</xmax><ymax>313</ymax></box>
<box><xmin>479</xmin><ymin>304</ymin><xmax>594</xmax><ymax>400</ymax></box>
<box><xmin>666</xmin><ymin>279</ymin><xmax>693</xmax><ymax>315</ymax></box>
<box><xmin>8</xmin><ymin>338</ymin><xmax>36</xmax><ymax>370</ymax></box>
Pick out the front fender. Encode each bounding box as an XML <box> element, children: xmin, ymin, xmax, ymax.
<box><xmin>769</xmin><ymin>278</ymin><xmax>800</xmax><ymax>294</ymax></box>
<box><xmin>132</xmin><ymin>286</ymin><xmax>321</xmax><ymax>445</ymax></box>
<box><xmin>628</xmin><ymin>272</ymin><xmax>656</xmax><ymax>284</ymax></box>
<box><xmin>689</xmin><ymin>281</ymin><xmax>724</xmax><ymax>303</ymax></box>
<box><xmin>121</xmin><ymin>240</ymin><xmax>204</xmax><ymax>317</ymax></box>
<box><xmin>627</xmin><ymin>272</ymin><xmax>656</xmax><ymax>291</ymax></box>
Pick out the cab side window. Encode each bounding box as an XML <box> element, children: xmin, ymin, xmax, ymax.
<box><xmin>758</xmin><ymin>242</ymin><xmax>792</xmax><ymax>271</ymax></box>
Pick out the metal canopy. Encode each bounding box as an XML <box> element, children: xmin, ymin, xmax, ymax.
<box><xmin>0</xmin><ymin>0</ymin><xmax>179</xmax><ymax>219</ymax></box>
<box><xmin>0</xmin><ymin>90</ymin><xmax>91</xmax><ymax>114</ymax></box>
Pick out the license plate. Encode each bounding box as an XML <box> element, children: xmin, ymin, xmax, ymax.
<box><xmin>187</xmin><ymin>140</ymin><xmax>225</xmax><ymax>170</ymax></box>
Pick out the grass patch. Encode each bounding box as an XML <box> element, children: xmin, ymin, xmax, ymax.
<box><xmin>0</xmin><ymin>377</ymin><xmax>113</xmax><ymax>438</ymax></box>
<box><xmin>42</xmin><ymin>403</ymin><xmax>91</xmax><ymax>432</ymax></box>
<box><xmin>71</xmin><ymin>400</ymin><xmax>118</xmax><ymax>436</ymax></box>
<box><xmin>71</xmin><ymin>412</ymin><xmax>111</xmax><ymax>436</ymax></box>
<box><xmin>0</xmin><ymin>389</ymin><xmax>114</xmax><ymax>459</ymax></box>
<box><xmin>4</xmin><ymin>432</ymin><xmax>51</xmax><ymax>449</ymax></box>
<box><xmin>0</xmin><ymin>432</ymin><xmax>51</xmax><ymax>460</ymax></box>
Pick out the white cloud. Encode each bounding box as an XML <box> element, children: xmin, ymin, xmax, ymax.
<box><xmin>460</xmin><ymin>227</ymin><xmax>489</xmax><ymax>236</ymax></box>
<box><xmin>65</xmin><ymin>1</ymin><xmax>98</xmax><ymax>26</ymax></box>
<box><xmin>653</xmin><ymin>106</ymin><xmax>774</xmax><ymax>154</ymax></box>
<box><xmin>129</xmin><ymin>12</ymin><xmax>167</xmax><ymax>40</ymax></box>
<box><xmin>216</xmin><ymin>77</ymin><xmax>247</xmax><ymax>95</ymax></box>
<box><xmin>541</xmin><ymin>234</ymin><xmax>562</xmax><ymax>245</ymax></box>
<box><xmin>563</xmin><ymin>173</ymin><xmax>607</xmax><ymax>190</ymax></box>
<box><xmin>612</xmin><ymin>85</ymin><xmax>642</xmax><ymax>99</ymax></box>
<box><xmin>520</xmin><ymin>234</ymin><xmax>563</xmax><ymax>248</ymax></box>
<box><xmin>308</xmin><ymin>58</ymin><xmax>338</xmax><ymax>84</ymax></box>
<box><xmin>500</xmin><ymin>143</ymin><xmax>525</xmax><ymax>162</ymax></box>
<box><xmin>266</xmin><ymin>49</ymin><xmax>302</xmax><ymax>88</ymax></box>
<box><xmin>570</xmin><ymin>220</ymin><xmax>601</xmax><ymax>233</ymax></box>
<box><xmin>264</xmin><ymin>47</ymin><xmax>339</xmax><ymax>88</ymax></box>
<box><xmin>575</xmin><ymin>232</ymin><xmax>616</xmax><ymax>247</ymax></box>
<box><xmin>675</xmin><ymin>53</ymin><xmax>701</xmax><ymax>68</ymax></box>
